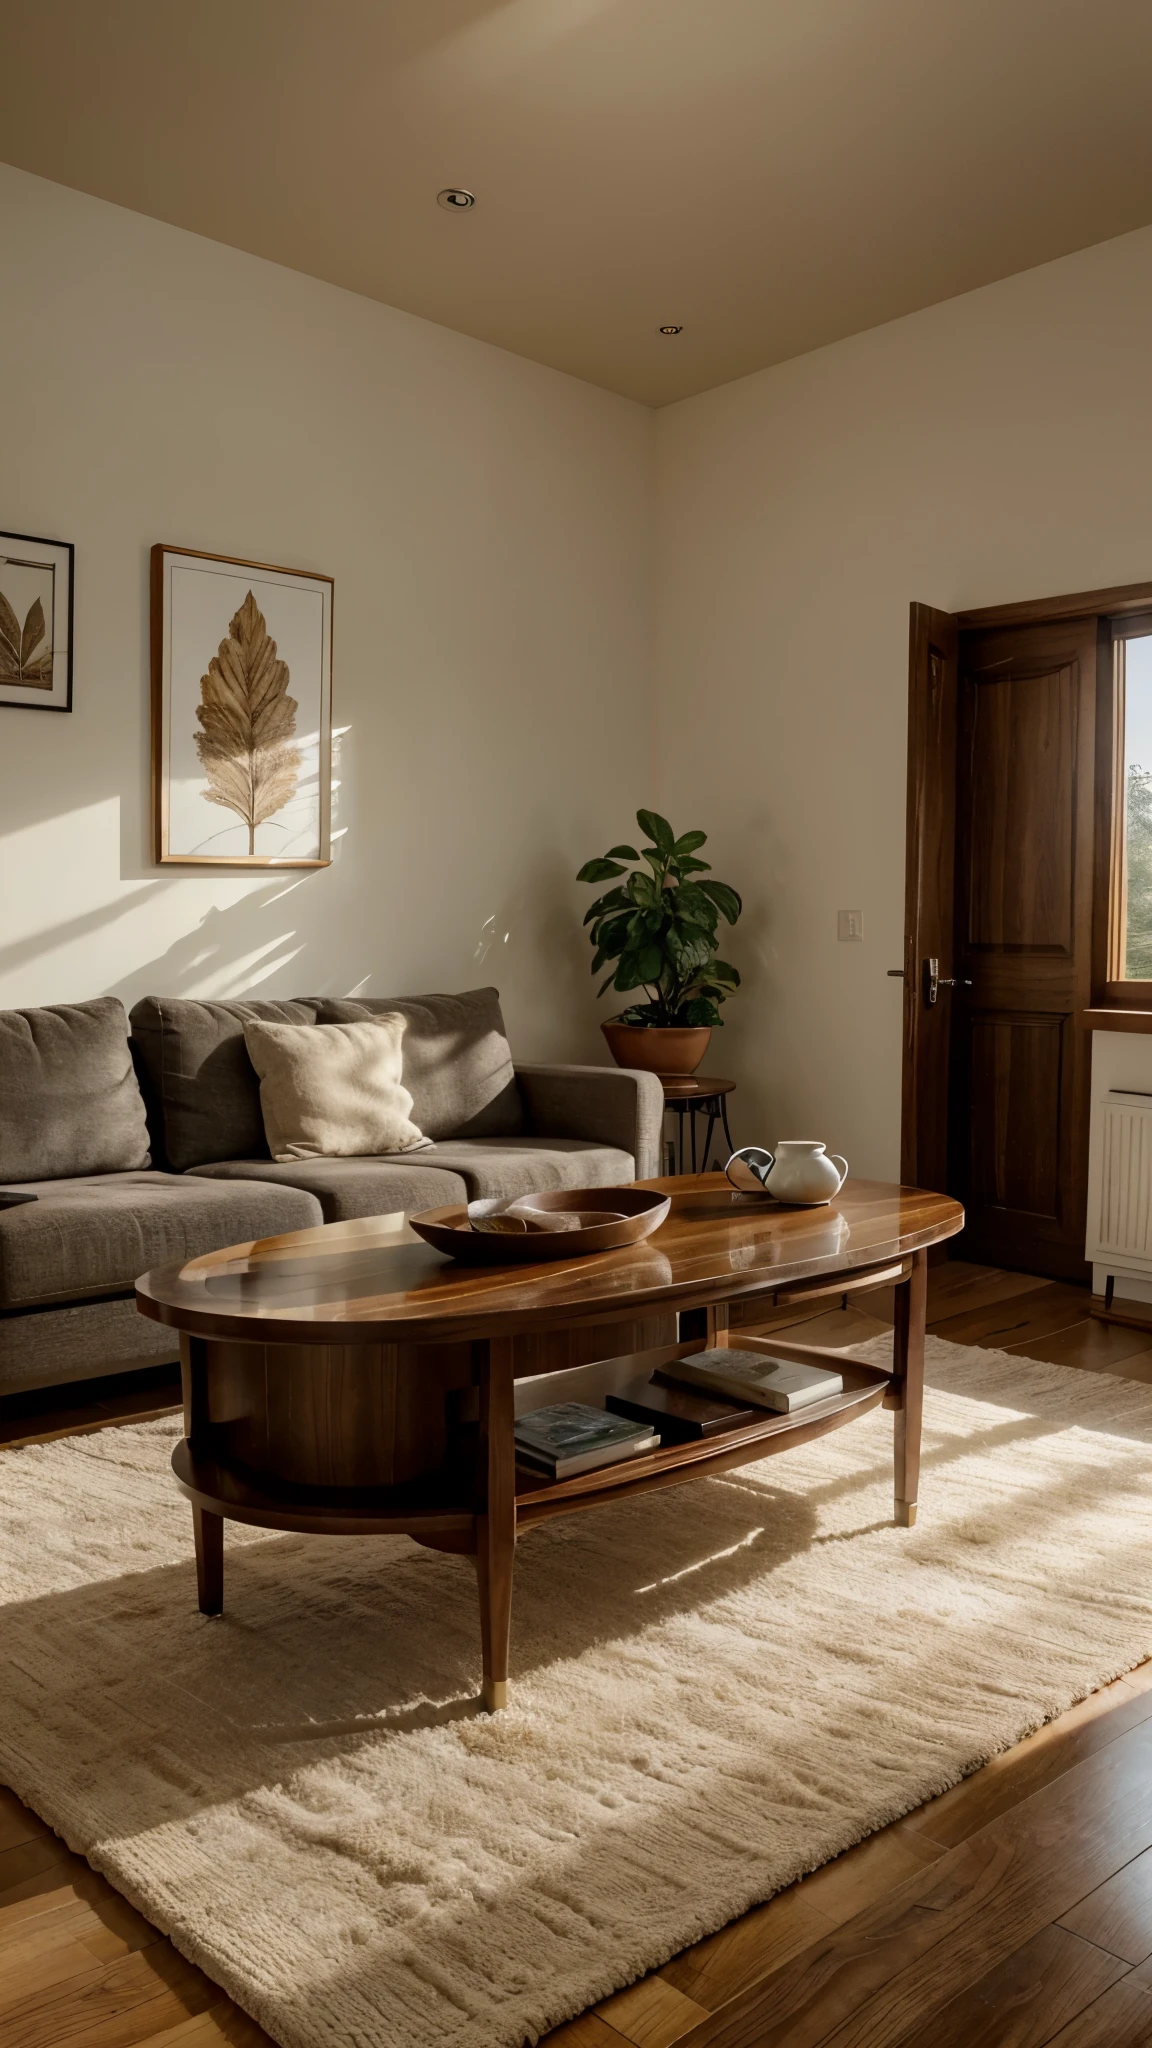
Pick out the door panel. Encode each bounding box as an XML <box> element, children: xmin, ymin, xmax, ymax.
<box><xmin>951</xmin><ymin>617</ymin><xmax>1097</xmax><ymax>1280</ymax></box>
<box><xmin>966</xmin><ymin>663</ymin><xmax>1077</xmax><ymax>953</ymax></box>
<box><xmin>966</xmin><ymin>1013</ymin><xmax>1064</xmax><ymax>1219</ymax></box>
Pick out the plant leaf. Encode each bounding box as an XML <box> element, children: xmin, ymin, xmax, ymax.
<box><xmin>594</xmin><ymin>911</ymin><xmax>637</xmax><ymax>952</ymax></box>
<box><xmin>576</xmin><ymin>858</ymin><xmax>625</xmax><ymax>883</ymax></box>
<box><xmin>627</xmin><ymin>870</ymin><xmax>659</xmax><ymax>907</ymax></box>
<box><xmin>666</xmin><ymin>924</ymin><xmax>713</xmax><ymax>974</ymax></box>
<box><xmin>604</xmin><ymin>844</ymin><xmax>639</xmax><ymax>860</ymax></box>
<box><xmin>674</xmin><ymin>884</ymin><xmax>719</xmax><ymax>927</ymax></box>
<box><xmin>673</xmin><ymin>855</ymin><xmax>711</xmax><ymax>875</ymax></box>
<box><xmin>615</xmin><ymin>944</ymin><xmax>663</xmax><ymax>990</ymax></box>
<box><xmin>195</xmin><ymin>590</ymin><xmax>302</xmax><ymax>854</ymax></box>
<box><xmin>698</xmin><ymin>879</ymin><xmax>742</xmax><ymax>924</ymax></box>
<box><xmin>636</xmin><ymin>808</ymin><xmax>675</xmax><ymax>854</ymax></box>
<box><xmin>673</xmin><ymin>829</ymin><xmax>708</xmax><ymax>855</ymax></box>
<box><xmin>0</xmin><ymin>593</ymin><xmax>20</xmax><ymax>671</ymax></box>
<box><xmin>680</xmin><ymin>996</ymin><xmax>721</xmax><ymax>1026</ymax></box>
<box><xmin>583</xmin><ymin>887</ymin><xmax>629</xmax><ymax>924</ymax></box>
<box><xmin>20</xmin><ymin>598</ymin><xmax>46</xmax><ymax>669</ymax></box>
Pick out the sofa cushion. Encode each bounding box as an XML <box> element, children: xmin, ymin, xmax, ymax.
<box><xmin>129</xmin><ymin>997</ymin><xmax>320</xmax><ymax>1171</ymax></box>
<box><xmin>243</xmin><ymin>1015</ymin><xmax>429</xmax><ymax>1161</ymax></box>
<box><xmin>0</xmin><ymin>1296</ymin><xmax>179</xmax><ymax>1396</ymax></box>
<box><xmin>317</xmin><ymin>989</ymin><xmax>523</xmax><ymax>1139</ymax></box>
<box><xmin>0</xmin><ymin>1171</ymin><xmax>324</xmax><ymax>1309</ymax></box>
<box><xmin>0</xmin><ymin>999</ymin><xmax>150</xmax><ymax>1184</ymax></box>
<box><xmin>400</xmin><ymin>1138</ymin><xmax>635</xmax><ymax>1203</ymax></box>
<box><xmin>189</xmin><ymin>1156</ymin><xmax>468</xmax><ymax>1223</ymax></box>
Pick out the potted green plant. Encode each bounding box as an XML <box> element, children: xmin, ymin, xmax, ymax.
<box><xmin>577</xmin><ymin>810</ymin><xmax>742</xmax><ymax>1076</ymax></box>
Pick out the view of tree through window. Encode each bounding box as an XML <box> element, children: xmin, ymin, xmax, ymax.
<box><xmin>1124</xmin><ymin>634</ymin><xmax>1152</xmax><ymax>977</ymax></box>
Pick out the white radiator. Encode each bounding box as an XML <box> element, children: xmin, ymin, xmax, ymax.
<box><xmin>1089</xmin><ymin>1093</ymin><xmax>1152</xmax><ymax>1264</ymax></box>
<box><xmin>1085</xmin><ymin>1035</ymin><xmax>1152</xmax><ymax>1302</ymax></box>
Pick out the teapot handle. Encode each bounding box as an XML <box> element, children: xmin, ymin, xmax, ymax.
<box><xmin>828</xmin><ymin>1155</ymin><xmax>848</xmax><ymax>1192</ymax></box>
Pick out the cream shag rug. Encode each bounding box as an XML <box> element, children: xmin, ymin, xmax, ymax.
<box><xmin>4</xmin><ymin>1336</ymin><xmax>1152</xmax><ymax>2048</ymax></box>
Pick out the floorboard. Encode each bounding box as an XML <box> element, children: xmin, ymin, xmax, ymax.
<box><xmin>1043</xmin><ymin>1970</ymin><xmax>1152</xmax><ymax>2046</ymax></box>
<box><xmin>3</xmin><ymin>1260</ymin><xmax>1150</xmax><ymax>2048</ymax></box>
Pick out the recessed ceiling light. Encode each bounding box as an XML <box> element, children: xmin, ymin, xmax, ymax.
<box><xmin>658</xmin><ymin>324</ymin><xmax>683</xmax><ymax>336</ymax></box>
<box><xmin>437</xmin><ymin>188</ymin><xmax>476</xmax><ymax>211</ymax></box>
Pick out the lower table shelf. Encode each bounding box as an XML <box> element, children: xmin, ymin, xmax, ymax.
<box><xmin>173</xmin><ymin>1334</ymin><xmax>891</xmax><ymax>1543</ymax></box>
<box><xmin>512</xmin><ymin>1354</ymin><xmax>890</xmax><ymax>1525</ymax></box>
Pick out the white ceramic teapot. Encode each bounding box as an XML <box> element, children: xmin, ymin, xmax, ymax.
<box><xmin>726</xmin><ymin>1140</ymin><xmax>848</xmax><ymax>1206</ymax></box>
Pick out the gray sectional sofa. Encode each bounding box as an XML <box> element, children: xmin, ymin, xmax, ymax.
<box><xmin>0</xmin><ymin>988</ymin><xmax>663</xmax><ymax>1396</ymax></box>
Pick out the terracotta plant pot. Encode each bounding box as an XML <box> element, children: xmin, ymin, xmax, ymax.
<box><xmin>601</xmin><ymin>1022</ymin><xmax>712</xmax><ymax>1077</ymax></box>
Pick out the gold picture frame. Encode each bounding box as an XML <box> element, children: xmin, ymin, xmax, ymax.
<box><xmin>151</xmin><ymin>544</ymin><xmax>333</xmax><ymax>867</ymax></box>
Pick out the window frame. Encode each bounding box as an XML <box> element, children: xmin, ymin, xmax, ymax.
<box><xmin>1099</xmin><ymin>609</ymin><xmax>1152</xmax><ymax>1004</ymax></box>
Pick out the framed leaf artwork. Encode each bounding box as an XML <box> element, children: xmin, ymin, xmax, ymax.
<box><xmin>151</xmin><ymin>545</ymin><xmax>333</xmax><ymax>866</ymax></box>
<box><xmin>0</xmin><ymin>531</ymin><xmax>73</xmax><ymax>713</ymax></box>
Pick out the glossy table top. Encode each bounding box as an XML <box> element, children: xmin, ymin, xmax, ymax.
<box><xmin>136</xmin><ymin>1174</ymin><xmax>964</xmax><ymax>1347</ymax></box>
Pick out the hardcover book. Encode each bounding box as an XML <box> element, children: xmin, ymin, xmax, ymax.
<box><xmin>658</xmin><ymin>1348</ymin><xmax>844</xmax><ymax>1413</ymax></box>
<box><xmin>513</xmin><ymin>1402</ymin><xmax>659</xmax><ymax>1479</ymax></box>
<box><xmin>606</xmin><ymin>1374</ymin><xmax>758</xmax><ymax>1442</ymax></box>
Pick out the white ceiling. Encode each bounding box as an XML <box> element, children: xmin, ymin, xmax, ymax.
<box><xmin>4</xmin><ymin>0</ymin><xmax>1152</xmax><ymax>405</ymax></box>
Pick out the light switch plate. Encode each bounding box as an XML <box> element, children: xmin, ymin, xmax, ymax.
<box><xmin>838</xmin><ymin>909</ymin><xmax>863</xmax><ymax>941</ymax></box>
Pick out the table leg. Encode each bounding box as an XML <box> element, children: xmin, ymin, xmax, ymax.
<box><xmin>475</xmin><ymin>1337</ymin><xmax>516</xmax><ymax>1711</ymax></box>
<box><xmin>720</xmin><ymin>1095</ymin><xmax>736</xmax><ymax>1158</ymax></box>
<box><xmin>891</xmin><ymin>1248</ymin><xmax>927</xmax><ymax>1527</ymax></box>
<box><xmin>192</xmin><ymin>1504</ymin><xmax>224</xmax><ymax>1614</ymax></box>
<box><xmin>701</xmin><ymin>1103</ymin><xmax>719</xmax><ymax>1171</ymax></box>
<box><xmin>181</xmin><ymin>1335</ymin><xmax>224</xmax><ymax>1615</ymax></box>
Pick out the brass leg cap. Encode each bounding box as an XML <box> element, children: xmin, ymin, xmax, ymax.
<box><xmin>482</xmin><ymin>1679</ymin><xmax>509</xmax><ymax>1712</ymax></box>
<box><xmin>895</xmin><ymin>1500</ymin><xmax>918</xmax><ymax>1528</ymax></box>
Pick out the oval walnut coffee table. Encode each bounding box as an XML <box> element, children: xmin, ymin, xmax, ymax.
<box><xmin>136</xmin><ymin>1173</ymin><xmax>963</xmax><ymax>1710</ymax></box>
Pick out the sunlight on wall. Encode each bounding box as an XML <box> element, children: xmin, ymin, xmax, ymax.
<box><xmin>0</xmin><ymin>798</ymin><xmax>299</xmax><ymax>1009</ymax></box>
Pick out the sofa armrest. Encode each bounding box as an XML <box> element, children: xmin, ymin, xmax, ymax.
<box><xmin>514</xmin><ymin>1064</ymin><xmax>665</xmax><ymax>1181</ymax></box>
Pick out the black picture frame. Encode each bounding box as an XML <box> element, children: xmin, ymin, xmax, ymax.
<box><xmin>0</xmin><ymin>530</ymin><xmax>74</xmax><ymax>714</ymax></box>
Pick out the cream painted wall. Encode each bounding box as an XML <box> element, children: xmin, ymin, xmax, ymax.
<box><xmin>12</xmin><ymin>160</ymin><xmax>1152</xmax><ymax>1168</ymax></box>
<box><xmin>0</xmin><ymin>164</ymin><xmax>653</xmax><ymax>1059</ymax></box>
<box><xmin>654</xmin><ymin>225</ymin><xmax>1152</xmax><ymax>1179</ymax></box>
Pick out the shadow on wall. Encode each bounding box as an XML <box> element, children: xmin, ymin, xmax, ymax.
<box><xmin>0</xmin><ymin>845</ymin><xmax>609</xmax><ymax>1060</ymax></box>
<box><xmin>103</xmin><ymin>883</ymin><xmax>312</xmax><ymax>1004</ymax></box>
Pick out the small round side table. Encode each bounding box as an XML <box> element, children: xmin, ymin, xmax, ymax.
<box><xmin>661</xmin><ymin>1075</ymin><xmax>737</xmax><ymax>1175</ymax></box>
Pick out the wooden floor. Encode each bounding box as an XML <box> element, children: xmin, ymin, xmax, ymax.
<box><xmin>7</xmin><ymin>1263</ymin><xmax>1152</xmax><ymax>2048</ymax></box>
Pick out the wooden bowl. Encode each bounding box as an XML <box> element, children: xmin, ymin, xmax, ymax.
<box><xmin>408</xmin><ymin>1186</ymin><xmax>671</xmax><ymax>1264</ymax></box>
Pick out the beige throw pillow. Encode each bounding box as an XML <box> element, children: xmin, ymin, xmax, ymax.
<box><xmin>242</xmin><ymin>1016</ymin><xmax>429</xmax><ymax>1162</ymax></box>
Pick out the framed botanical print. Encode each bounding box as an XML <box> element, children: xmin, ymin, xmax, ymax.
<box><xmin>0</xmin><ymin>531</ymin><xmax>73</xmax><ymax>713</ymax></box>
<box><xmin>151</xmin><ymin>545</ymin><xmax>333</xmax><ymax>866</ymax></box>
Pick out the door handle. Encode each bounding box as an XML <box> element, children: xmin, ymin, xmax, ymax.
<box><xmin>923</xmin><ymin>958</ymin><xmax>972</xmax><ymax>1007</ymax></box>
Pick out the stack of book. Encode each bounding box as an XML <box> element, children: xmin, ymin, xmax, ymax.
<box><xmin>514</xmin><ymin>1402</ymin><xmax>659</xmax><ymax>1479</ymax></box>
<box><xmin>658</xmin><ymin>1347</ymin><xmax>844</xmax><ymax>1412</ymax></box>
<box><xmin>605</xmin><ymin>1349</ymin><xmax>844</xmax><ymax>1440</ymax></box>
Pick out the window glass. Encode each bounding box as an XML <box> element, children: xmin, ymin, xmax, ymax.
<box><xmin>1124</xmin><ymin>634</ymin><xmax>1152</xmax><ymax>977</ymax></box>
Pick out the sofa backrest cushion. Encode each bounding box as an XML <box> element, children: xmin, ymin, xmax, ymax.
<box><xmin>0</xmin><ymin>998</ymin><xmax>151</xmax><ymax>1182</ymax></box>
<box><xmin>129</xmin><ymin>997</ymin><xmax>320</xmax><ymax>1170</ymax></box>
<box><xmin>316</xmin><ymin>988</ymin><xmax>523</xmax><ymax>1139</ymax></box>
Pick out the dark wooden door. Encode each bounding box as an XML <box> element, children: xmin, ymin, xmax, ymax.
<box><xmin>949</xmin><ymin>615</ymin><xmax>1098</xmax><ymax>1280</ymax></box>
